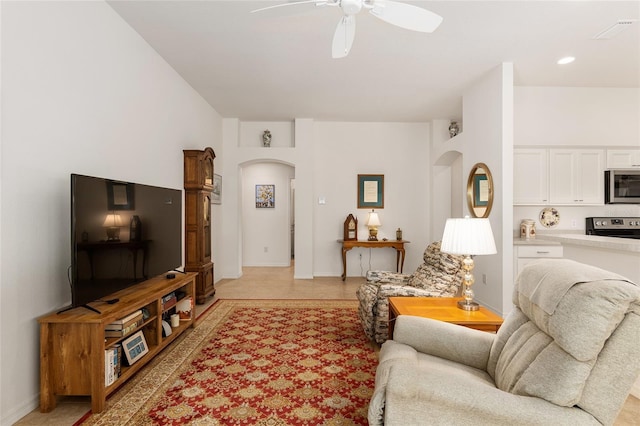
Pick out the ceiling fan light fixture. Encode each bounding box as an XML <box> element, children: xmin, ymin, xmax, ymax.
<box><xmin>557</xmin><ymin>56</ymin><xmax>575</xmax><ymax>65</ymax></box>
<box><xmin>341</xmin><ymin>0</ymin><xmax>363</xmax><ymax>15</ymax></box>
<box><xmin>253</xmin><ymin>0</ymin><xmax>443</xmax><ymax>57</ymax></box>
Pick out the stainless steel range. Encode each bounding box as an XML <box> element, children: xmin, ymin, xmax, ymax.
<box><xmin>586</xmin><ymin>217</ymin><xmax>640</xmax><ymax>239</ymax></box>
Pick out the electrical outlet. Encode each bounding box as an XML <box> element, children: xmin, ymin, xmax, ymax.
<box><xmin>264</xmin><ymin>246</ymin><xmax>268</xmax><ymax>253</ymax></box>
<box><xmin>482</xmin><ymin>274</ymin><xmax>487</xmax><ymax>284</ymax></box>
<box><xmin>571</xmin><ymin>219</ymin><xmax>577</xmax><ymax>228</ymax></box>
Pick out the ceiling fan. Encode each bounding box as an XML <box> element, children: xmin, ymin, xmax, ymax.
<box><xmin>251</xmin><ymin>0</ymin><xmax>443</xmax><ymax>58</ymax></box>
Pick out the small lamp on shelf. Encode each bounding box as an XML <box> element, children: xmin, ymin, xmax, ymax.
<box><xmin>103</xmin><ymin>213</ymin><xmax>123</xmax><ymax>242</ymax></box>
<box><xmin>366</xmin><ymin>210</ymin><xmax>381</xmax><ymax>241</ymax></box>
<box><xmin>441</xmin><ymin>216</ymin><xmax>496</xmax><ymax>311</ymax></box>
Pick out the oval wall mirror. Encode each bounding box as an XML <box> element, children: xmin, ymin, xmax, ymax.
<box><xmin>466</xmin><ymin>162</ymin><xmax>494</xmax><ymax>218</ymax></box>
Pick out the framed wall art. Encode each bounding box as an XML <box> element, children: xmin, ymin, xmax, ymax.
<box><xmin>357</xmin><ymin>174</ymin><xmax>384</xmax><ymax>209</ymax></box>
<box><xmin>211</xmin><ymin>174</ymin><xmax>222</xmax><ymax>204</ymax></box>
<box><xmin>473</xmin><ymin>173</ymin><xmax>489</xmax><ymax>207</ymax></box>
<box><xmin>255</xmin><ymin>184</ymin><xmax>275</xmax><ymax>208</ymax></box>
<box><xmin>107</xmin><ymin>181</ymin><xmax>134</xmax><ymax>210</ymax></box>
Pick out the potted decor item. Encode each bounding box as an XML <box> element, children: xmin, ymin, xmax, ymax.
<box><xmin>262</xmin><ymin>130</ymin><xmax>271</xmax><ymax>147</ymax></box>
<box><xmin>449</xmin><ymin>121</ymin><xmax>460</xmax><ymax>138</ymax></box>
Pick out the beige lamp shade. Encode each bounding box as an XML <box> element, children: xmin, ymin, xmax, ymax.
<box><xmin>366</xmin><ymin>211</ymin><xmax>381</xmax><ymax>227</ymax></box>
<box><xmin>103</xmin><ymin>214</ymin><xmax>123</xmax><ymax>227</ymax></box>
<box><xmin>441</xmin><ymin>217</ymin><xmax>496</xmax><ymax>256</ymax></box>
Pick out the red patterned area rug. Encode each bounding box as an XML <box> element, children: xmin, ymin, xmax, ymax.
<box><xmin>80</xmin><ymin>300</ymin><xmax>378</xmax><ymax>425</ymax></box>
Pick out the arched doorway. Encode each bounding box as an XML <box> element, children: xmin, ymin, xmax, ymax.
<box><xmin>240</xmin><ymin>161</ymin><xmax>295</xmax><ymax>268</ymax></box>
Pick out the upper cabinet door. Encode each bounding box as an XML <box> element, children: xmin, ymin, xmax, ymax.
<box><xmin>514</xmin><ymin>149</ymin><xmax>548</xmax><ymax>205</ymax></box>
<box><xmin>549</xmin><ymin>149</ymin><xmax>604</xmax><ymax>205</ymax></box>
<box><xmin>606</xmin><ymin>149</ymin><xmax>640</xmax><ymax>169</ymax></box>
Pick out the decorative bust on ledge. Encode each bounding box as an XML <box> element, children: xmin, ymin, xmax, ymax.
<box><xmin>262</xmin><ymin>130</ymin><xmax>271</xmax><ymax>147</ymax></box>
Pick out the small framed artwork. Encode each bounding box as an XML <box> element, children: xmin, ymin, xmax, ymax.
<box><xmin>473</xmin><ymin>174</ymin><xmax>489</xmax><ymax>207</ymax></box>
<box><xmin>121</xmin><ymin>330</ymin><xmax>148</xmax><ymax>366</ymax></box>
<box><xmin>256</xmin><ymin>184</ymin><xmax>275</xmax><ymax>208</ymax></box>
<box><xmin>107</xmin><ymin>181</ymin><xmax>134</xmax><ymax>210</ymax></box>
<box><xmin>357</xmin><ymin>174</ymin><xmax>384</xmax><ymax>209</ymax></box>
<box><xmin>212</xmin><ymin>174</ymin><xmax>222</xmax><ymax>204</ymax></box>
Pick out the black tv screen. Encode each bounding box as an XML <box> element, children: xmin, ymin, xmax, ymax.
<box><xmin>70</xmin><ymin>174</ymin><xmax>182</xmax><ymax>308</ymax></box>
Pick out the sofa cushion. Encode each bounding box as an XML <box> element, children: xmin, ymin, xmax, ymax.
<box><xmin>407</xmin><ymin>241</ymin><xmax>463</xmax><ymax>292</ymax></box>
<box><xmin>491</xmin><ymin>259</ymin><xmax>640</xmax><ymax>407</ymax></box>
<box><xmin>492</xmin><ymin>312</ymin><xmax>595</xmax><ymax>406</ymax></box>
<box><xmin>514</xmin><ymin>259</ymin><xmax>639</xmax><ymax>361</ymax></box>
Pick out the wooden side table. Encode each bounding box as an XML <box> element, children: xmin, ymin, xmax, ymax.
<box><xmin>388</xmin><ymin>297</ymin><xmax>503</xmax><ymax>339</ymax></box>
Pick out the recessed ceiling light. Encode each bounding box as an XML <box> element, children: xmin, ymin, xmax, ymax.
<box><xmin>557</xmin><ymin>56</ymin><xmax>575</xmax><ymax>65</ymax></box>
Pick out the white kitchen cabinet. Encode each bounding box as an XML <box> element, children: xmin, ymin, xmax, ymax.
<box><xmin>514</xmin><ymin>149</ymin><xmax>548</xmax><ymax>204</ymax></box>
<box><xmin>606</xmin><ymin>149</ymin><xmax>640</xmax><ymax>169</ymax></box>
<box><xmin>548</xmin><ymin>149</ymin><xmax>604</xmax><ymax>205</ymax></box>
<box><xmin>514</xmin><ymin>244</ymin><xmax>563</xmax><ymax>281</ymax></box>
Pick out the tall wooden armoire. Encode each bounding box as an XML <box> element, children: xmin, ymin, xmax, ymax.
<box><xmin>183</xmin><ymin>147</ymin><xmax>215</xmax><ymax>304</ymax></box>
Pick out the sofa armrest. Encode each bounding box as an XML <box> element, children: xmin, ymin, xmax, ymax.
<box><xmin>378</xmin><ymin>361</ymin><xmax>600</xmax><ymax>426</ymax></box>
<box><xmin>392</xmin><ymin>315</ymin><xmax>494</xmax><ymax>370</ymax></box>
<box><xmin>365</xmin><ymin>270</ymin><xmax>410</xmax><ymax>285</ymax></box>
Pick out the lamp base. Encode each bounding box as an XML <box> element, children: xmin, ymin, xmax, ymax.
<box><xmin>457</xmin><ymin>300</ymin><xmax>479</xmax><ymax>311</ymax></box>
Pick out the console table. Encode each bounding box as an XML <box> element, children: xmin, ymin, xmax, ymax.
<box><xmin>77</xmin><ymin>240</ymin><xmax>150</xmax><ymax>280</ymax></box>
<box><xmin>338</xmin><ymin>239</ymin><xmax>409</xmax><ymax>281</ymax></box>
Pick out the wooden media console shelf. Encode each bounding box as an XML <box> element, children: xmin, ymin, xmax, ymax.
<box><xmin>38</xmin><ymin>272</ymin><xmax>197</xmax><ymax>414</ymax></box>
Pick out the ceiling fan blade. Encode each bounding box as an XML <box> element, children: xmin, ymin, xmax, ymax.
<box><xmin>251</xmin><ymin>0</ymin><xmax>329</xmax><ymax>14</ymax></box>
<box><xmin>332</xmin><ymin>15</ymin><xmax>356</xmax><ymax>58</ymax></box>
<box><xmin>369</xmin><ymin>0</ymin><xmax>443</xmax><ymax>33</ymax></box>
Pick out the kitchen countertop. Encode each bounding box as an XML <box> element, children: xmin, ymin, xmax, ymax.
<box><xmin>534</xmin><ymin>233</ymin><xmax>640</xmax><ymax>254</ymax></box>
<box><xmin>513</xmin><ymin>238</ymin><xmax>561</xmax><ymax>246</ymax></box>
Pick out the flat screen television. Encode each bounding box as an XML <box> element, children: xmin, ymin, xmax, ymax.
<box><xmin>70</xmin><ymin>174</ymin><xmax>182</xmax><ymax>309</ymax></box>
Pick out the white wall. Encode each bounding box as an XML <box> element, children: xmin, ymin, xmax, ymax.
<box><xmin>431</xmin><ymin>64</ymin><xmax>514</xmax><ymax>316</ymax></box>
<box><xmin>0</xmin><ymin>2</ymin><xmax>222</xmax><ymax>423</ymax></box>
<box><xmin>312</xmin><ymin>122</ymin><xmax>431</xmax><ymax>277</ymax></box>
<box><xmin>515</xmin><ymin>87</ymin><xmax>640</xmax><ymax>147</ymax></box>
<box><xmin>461</xmin><ymin>64</ymin><xmax>514</xmax><ymax>316</ymax></box>
<box><xmin>221</xmin><ymin>120</ymin><xmax>432</xmax><ymax>280</ymax></box>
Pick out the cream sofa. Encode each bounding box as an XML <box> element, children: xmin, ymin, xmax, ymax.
<box><xmin>369</xmin><ymin>259</ymin><xmax>640</xmax><ymax>425</ymax></box>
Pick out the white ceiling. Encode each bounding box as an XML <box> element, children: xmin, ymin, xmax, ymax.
<box><xmin>107</xmin><ymin>1</ymin><xmax>640</xmax><ymax>122</ymax></box>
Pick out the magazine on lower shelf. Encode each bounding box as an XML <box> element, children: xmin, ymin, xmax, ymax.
<box><xmin>104</xmin><ymin>345</ymin><xmax>121</xmax><ymax>386</ymax></box>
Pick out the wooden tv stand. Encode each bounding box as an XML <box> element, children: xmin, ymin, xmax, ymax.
<box><xmin>38</xmin><ymin>272</ymin><xmax>197</xmax><ymax>414</ymax></box>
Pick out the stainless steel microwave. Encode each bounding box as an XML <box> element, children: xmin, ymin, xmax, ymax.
<box><xmin>605</xmin><ymin>169</ymin><xmax>640</xmax><ymax>204</ymax></box>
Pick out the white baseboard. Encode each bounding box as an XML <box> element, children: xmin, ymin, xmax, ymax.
<box><xmin>2</xmin><ymin>394</ymin><xmax>38</xmax><ymax>425</ymax></box>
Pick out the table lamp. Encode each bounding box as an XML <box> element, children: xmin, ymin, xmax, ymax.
<box><xmin>366</xmin><ymin>210</ymin><xmax>381</xmax><ymax>241</ymax></box>
<box><xmin>103</xmin><ymin>213</ymin><xmax>123</xmax><ymax>241</ymax></box>
<box><xmin>441</xmin><ymin>216</ymin><xmax>496</xmax><ymax>311</ymax></box>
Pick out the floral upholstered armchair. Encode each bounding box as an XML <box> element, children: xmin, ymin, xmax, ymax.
<box><xmin>356</xmin><ymin>241</ymin><xmax>465</xmax><ymax>344</ymax></box>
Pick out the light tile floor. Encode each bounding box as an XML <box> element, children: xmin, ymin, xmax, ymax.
<box><xmin>14</xmin><ymin>265</ymin><xmax>640</xmax><ymax>425</ymax></box>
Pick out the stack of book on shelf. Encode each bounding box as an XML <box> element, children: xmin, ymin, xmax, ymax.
<box><xmin>104</xmin><ymin>344</ymin><xmax>122</xmax><ymax>386</ymax></box>
<box><xmin>105</xmin><ymin>310</ymin><xmax>144</xmax><ymax>338</ymax></box>
<box><xmin>162</xmin><ymin>292</ymin><xmax>177</xmax><ymax>310</ymax></box>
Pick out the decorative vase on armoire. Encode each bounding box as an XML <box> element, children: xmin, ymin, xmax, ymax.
<box><xmin>183</xmin><ymin>147</ymin><xmax>216</xmax><ymax>304</ymax></box>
